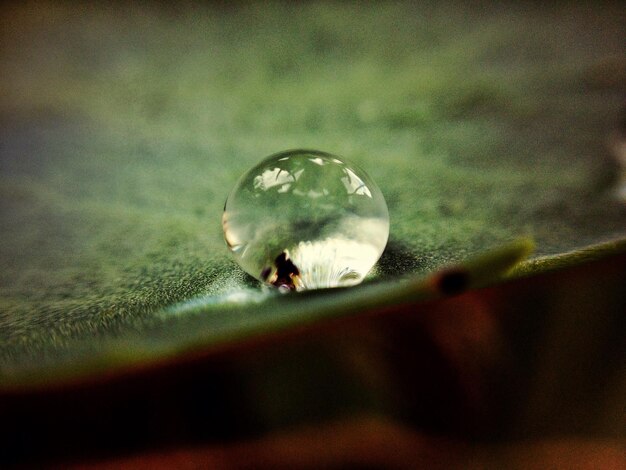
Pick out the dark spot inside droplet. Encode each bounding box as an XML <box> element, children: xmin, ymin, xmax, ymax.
<box><xmin>272</xmin><ymin>251</ymin><xmax>300</xmax><ymax>290</ymax></box>
<box><xmin>437</xmin><ymin>269</ymin><xmax>470</xmax><ymax>295</ymax></box>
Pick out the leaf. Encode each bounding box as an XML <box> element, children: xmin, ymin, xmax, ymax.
<box><xmin>0</xmin><ymin>238</ymin><xmax>533</xmax><ymax>387</ymax></box>
<box><xmin>0</xmin><ymin>3</ymin><xmax>625</xmax><ymax>380</ymax></box>
<box><xmin>509</xmin><ymin>238</ymin><xmax>626</xmax><ymax>278</ymax></box>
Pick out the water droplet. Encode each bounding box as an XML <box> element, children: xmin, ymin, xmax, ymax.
<box><xmin>223</xmin><ymin>149</ymin><xmax>389</xmax><ymax>291</ymax></box>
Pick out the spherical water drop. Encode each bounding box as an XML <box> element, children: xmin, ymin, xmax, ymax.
<box><xmin>223</xmin><ymin>149</ymin><xmax>389</xmax><ymax>291</ymax></box>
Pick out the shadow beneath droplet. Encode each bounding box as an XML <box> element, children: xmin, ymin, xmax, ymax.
<box><xmin>376</xmin><ymin>239</ymin><xmax>429</xmax><ymax>279</ymax></box>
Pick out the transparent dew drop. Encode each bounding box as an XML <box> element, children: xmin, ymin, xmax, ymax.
<box><xmin>222</xmin><ymin>149</ymin><xmax>390</xmax><ymax>292</ymax></box>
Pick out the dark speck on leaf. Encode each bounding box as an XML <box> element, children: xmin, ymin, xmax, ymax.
<box><xmin>437</xmin><ymin>269</ymin><xmax>470</xmax><ymax>296</ymax></box>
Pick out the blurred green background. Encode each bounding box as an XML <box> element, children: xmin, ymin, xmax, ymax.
<box><xmin>0</xmin><ymin>2</ymin><xmax>624</xmax><ymax>365</ymax></box>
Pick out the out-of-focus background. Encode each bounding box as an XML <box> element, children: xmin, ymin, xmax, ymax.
<box><xmin>0</xmin><ymin>2</ymin><xmax>625</xmax><ymax>467</ymax></box>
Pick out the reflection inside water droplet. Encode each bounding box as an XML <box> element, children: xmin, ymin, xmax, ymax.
<box><xmin>223</xmin><ymin>149</ymin><xmax>389</xmax><ymax>291</ymax></box>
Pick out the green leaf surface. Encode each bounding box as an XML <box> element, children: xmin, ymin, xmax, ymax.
<box><xmin>1</xmin><ymin>2</ymin><xmax>625</xmax><ymax>379</ymax></box>
<box><xmin>0</xmin><ymin>238</ymin><xmax>534</xmax><ymax>387</ymax></box>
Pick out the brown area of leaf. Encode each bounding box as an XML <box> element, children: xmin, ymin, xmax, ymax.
<box><xmin>70</xmin><ymin>417</ymin><xmax>624</xmax><ymax>470</ymax></box>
